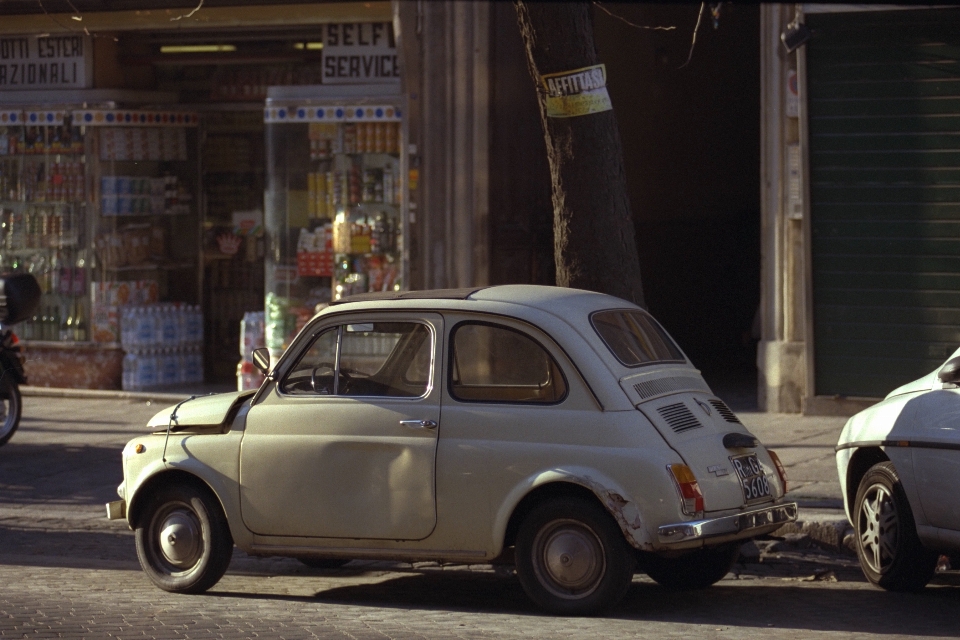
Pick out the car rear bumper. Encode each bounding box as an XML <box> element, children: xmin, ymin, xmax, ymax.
<box><xmin>657</xmin><ymin>502</ymin><xmax>798</xmax><ymax>544</ymax></box>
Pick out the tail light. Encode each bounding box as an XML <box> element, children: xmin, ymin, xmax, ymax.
<box><xmin>768</xmin><ymin>449</ymin><xmax>789</xmax><ymax>494</ymax></box>
<box><xmin>668</xmin><ymin>464</ymin><xmax>704</xmax><ymax>515</ymax></box>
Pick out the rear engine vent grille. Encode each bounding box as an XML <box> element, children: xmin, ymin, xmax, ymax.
<box><xmin>708</xmin><ymin>399</ymin><xmax>741</xmax><ymax>424</ymax></box>
<box><xmin>657</xmin><ymin>403</ymin><xmax>703</xmax><ymax>433</ymax></box>
<box><xmin>633</xmin><ymin>375</ymin><xmax>711</xmax><ymax>401</ymax></box>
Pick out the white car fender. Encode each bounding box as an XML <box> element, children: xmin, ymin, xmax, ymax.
<box><xmin>491</xmin><ymin>466</ymin><xmax>655</xmax><ymax>553</ymax></box>
<box><xmin>836</xmin><ymin>392</ymin><xmax>929</xmax><ymax>527</ymax></box>
<box><xmin>124</xmin><ymin>431</ymin><xmax>255</xmax><ymax>550</ymax></box>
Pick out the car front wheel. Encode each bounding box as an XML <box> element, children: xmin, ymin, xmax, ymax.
<box><xmin>515</xmin><ymin>497</ymin><xmax>634</xmax><ymax>616</ymax></box>
<box><xmin>135</xmin><ymin>482</ymin><xmax>233</xmax><ymax>594</ymax></box>
<box><xmin>854</xmin><ymin>461</ymin><xmax>938</xmax><ymax>592</ymax></box>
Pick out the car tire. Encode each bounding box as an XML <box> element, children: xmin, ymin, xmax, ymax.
<box><xmin>515</xmin><ymin>497</ymin><xmax>635</xmax><ymax>616</ymax></box>
<box><xmin>135</xmin><ymin>482</ymin><xmax>233</xmax><ymax>594</ymax></box>
<box><xmin>298</xmin><ymin>558</ymin><xmax>351</xmax><ymax>569</ymax></box>
<box><xmin>853</xmin><ymin>461</ymin><xmax>938</xmax><ymax>592</ymax></box>
<box><xmin>0</xmin><ymin>377</ymin><xmax>22</xmax><ymax>447</ymax></box>
<box><xmin>639</xmin><ymin>543</ymin><xmax>739</xmax><ymax>590</ymax></box>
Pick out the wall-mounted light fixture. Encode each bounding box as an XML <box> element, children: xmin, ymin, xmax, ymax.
<box><xmin>781</xmin><ymin>21</ymin><xmax>812</xmax><ymax>54</ymax></box>
<box><xmin>160</xmin><ymin>44</ymin><xmax>237</xmax><ymax>54</ymax></box>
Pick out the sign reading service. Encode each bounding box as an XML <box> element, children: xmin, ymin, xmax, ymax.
<box><xmin>0</xmin><ymin>35</ymin><xmax>93</xmax><ymax>90</ymax></box>
<box><xmin>322</xmin><ymin>23</ymin><xmax>400</xmax><ymax>85</ymax></box>
<box><xmin>540</xmin><ymin>64</ymin><xmax>612</xmax><ymax>118</ymax></box>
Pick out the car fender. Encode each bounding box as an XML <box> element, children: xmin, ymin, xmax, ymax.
<box><xmin>492</xmin><ymin>466</ymin><xmax>655</xmax><ymax>553</ymax></box>
<box><xmin>123</xmin><ymin>431</ymin><xmax>254</xmax><ymax>550</ymax></box>
<box><xmin>837</xmin><ymin>392</ymin><xmax>928</xmax><ymax>526</ymax></box>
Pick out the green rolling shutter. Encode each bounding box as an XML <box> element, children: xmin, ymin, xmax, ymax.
<box><xmin>808</xmin><ymin>9</ymin><xmax>960</xmax><ymax>397</ymax></box>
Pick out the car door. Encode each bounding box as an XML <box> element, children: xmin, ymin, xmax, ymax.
<box><xmin>239</xmin><ymin>312</ymin><xmax>443</xmax><ymax>540</ymax></box>
<box><xmin>905</xmin><ymin>389</ymin><xmax>960</xmax><ymax>530</ymax></box>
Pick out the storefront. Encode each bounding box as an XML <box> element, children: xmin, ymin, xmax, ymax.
<box><xmin>0</xmin><ymin>2</ymin><xmax>404</xmax><ymax>390</ymax></box>
<box><xmin>262</xmin><ymin>84</ymin><xmax>407</xmax><ymax>360</ymax></box>
<box><xmin>759</xmin><ymin>5</ymin><xmax>960</xmax><ymax>413</ymax></box>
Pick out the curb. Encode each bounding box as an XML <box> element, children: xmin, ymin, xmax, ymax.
<box><xmin>21</xmin><ymin>385</ymin><xmax>192</xmax><ymax>403</ymax></box>
<box><xmin>774</xmin><ymin>508</ymin><xmax>856</xmax><ymax>555</ymax></box>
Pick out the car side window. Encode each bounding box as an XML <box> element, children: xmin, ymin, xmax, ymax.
<box><xmin>450</xmin><ymin>322</ymin><xmax>567</xmax><ymax>404</ymax></box>
<box><xmin>280</xmin><ymin>328</ymin><xmax>339</xmax><ymax>395</ymax></box>
<box><xmin>280</xmin><ymin>322</ymin><xmax>433</xmax><ymax>398</ymax></box>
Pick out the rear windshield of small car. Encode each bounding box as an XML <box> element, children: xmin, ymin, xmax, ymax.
<box><xmin>591</xmin><ymin>310</ymin><xmax>685</xmax><ymax>367</ymax></box>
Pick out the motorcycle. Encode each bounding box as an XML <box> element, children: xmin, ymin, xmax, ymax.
<box><xmin>0</xmin><ymin>273</ymin><xmax>41</xmax><ymax>447</ymax></box>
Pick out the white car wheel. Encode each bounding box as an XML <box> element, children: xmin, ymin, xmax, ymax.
<box><xmin>135</xmin><ymin>483</ymin><xmax>233</xmax><ymax>594</ymax></box>
<box><xmin>854</xmin><ymin>461</ymin><xmax>937</xmax><ymax>592</ymax></box>
<box><xmin>515</xmin><ymin>497</ymin><xmax>634</xmax><ymax>615</ymax></box>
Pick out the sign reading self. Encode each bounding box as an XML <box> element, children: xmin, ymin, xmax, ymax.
<box><xmin>321</xmin><ymin>23</ymin><xmax>400</xmax><ymax>85</ymax></box>
<box><xmin>0</xmin><ymin>35</ymin><xmax>93</xmax><ymax>90</ymax></box>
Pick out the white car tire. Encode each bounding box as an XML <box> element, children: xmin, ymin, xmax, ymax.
<box><xmin>853</xmin><ymin>461</ymin><xmax>938</xmax><ymax>592</ymax></box>
<box><xmin>135</xmin><ymin>482</ymin><xmax>233</xmax><ymax>594</ymax></box>
<box><xmin>515</xmin><ymin>497</ymin><xmax>635</xmax><ymax>615</ymax></box>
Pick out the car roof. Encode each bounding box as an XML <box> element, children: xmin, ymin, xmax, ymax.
<box><xmin>332</xmin><ymin>284</ymin><xmax>642</xmax><ymax>316</ymax></box>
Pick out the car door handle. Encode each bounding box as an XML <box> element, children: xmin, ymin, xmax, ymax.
<box><xmin>399</xmin><ymin>419</ymin><xmax>438</xmax><ymax>430</ymax></box>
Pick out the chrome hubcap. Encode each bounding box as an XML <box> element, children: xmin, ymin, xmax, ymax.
<box><xmin>535</xmin><ymin>519</ymin><xmax>604</xmax><ymax>598</ymax></box>
<box><xmin>157</xmin><ymin>508</ymin><xmax>202</xmax><ymax>568</ymax></box>
<box><xmin>859</xmin><ymin>483</ymin><xmax>898</xmax><ymax>574</ymax></box>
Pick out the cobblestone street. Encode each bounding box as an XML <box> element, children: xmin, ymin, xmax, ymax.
<box><xmin>2</xmin><ymin>395</ymin><xmax>958</xmax><ymax>639</ymax></box>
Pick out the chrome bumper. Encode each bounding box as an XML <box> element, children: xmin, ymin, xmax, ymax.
<box><xmin>658</xmin><ymin>502</ymin><xmax>797</xmax><ymax>544</ymax></box>
<box><xmin>105</xmin><ymin>499</ymin><xmax>126</xmax><ymax>520</ymax></box>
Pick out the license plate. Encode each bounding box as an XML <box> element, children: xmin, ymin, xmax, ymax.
<box><xmin>731</xmin><ymin>454</ymin><xmax>772</xmax><ymax>503</ymax></box>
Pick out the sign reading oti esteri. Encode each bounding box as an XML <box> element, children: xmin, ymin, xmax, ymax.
<box><xmin>0</xmin><ymin>35</ymin><xmax>93</xmax><ymax>90</ymax></box>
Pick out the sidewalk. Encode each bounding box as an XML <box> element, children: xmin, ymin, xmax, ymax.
<box><xmin>740</xmin><ymin>410</ymin><xmax>855</xmax><ymax>554</ymax></box>
<box><xmin>21</xmin><ymin>383</ymin><xmax>860</xmax><ymax>554</ymax></box>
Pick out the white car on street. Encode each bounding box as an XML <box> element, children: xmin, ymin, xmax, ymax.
<box><xmin>837</xmin><ymin>350</ymin><xmax>960</xmax><ymax>591</ymax></box>
<box><xmin>108</xmin><ymin>285</ymin><xmax>795</xmax><ymax>614</ymax></box>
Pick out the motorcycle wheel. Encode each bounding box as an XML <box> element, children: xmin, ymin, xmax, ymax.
<box><xmin>0</xmin><ymin>376</ymin><xmax>21</xmax><ymax>447</ymax></box>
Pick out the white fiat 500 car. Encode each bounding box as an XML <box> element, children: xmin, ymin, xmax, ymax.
<box><xmin>108</xmin><ymin>285</ymin><xmax>795</xmax><ymax>615</ymax></box>
<box><xmin>837</xmin><ymin>348</ymin><xmax>960</xmax><ymax>592</ymax></box>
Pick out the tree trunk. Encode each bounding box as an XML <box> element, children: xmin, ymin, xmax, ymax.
<box><xmin>515</xmin><ymin>1</ymin><xmax>645</xmax><ymax>308</ymax></box>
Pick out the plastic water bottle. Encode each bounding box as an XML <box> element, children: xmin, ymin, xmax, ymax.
<box><xmin>122</xmin><ymin>351</ymin><xmax>138</xmax><ymax>391</ymax></box>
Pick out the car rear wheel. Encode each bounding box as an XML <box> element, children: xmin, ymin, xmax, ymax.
<box><xmin>854</xmin><ymin>461</ymin><xmax>938</xmax><ymax>592</ymax></box>
<box><xmin>298</xmin><ymin>558</ymin><xmax>351</xmax><ymax>569</ymax></box>
<box><xmin>639</xmin><ymin>543</ymin><xmax>739</xmax><ymax>590</ymax></box>
<box><xmin>135</xmin><ymin>482</ymin><xmax>233</xmax><ymax>594</ymax></box>
<box><xmin>515</xmin><ymin>497</ymin><xmax>634</xmax><ymax>616</ymax></box>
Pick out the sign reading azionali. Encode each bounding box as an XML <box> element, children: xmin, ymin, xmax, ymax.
<box><xmin>540</xmin><ymin>64</ymin><xmax>613</xmax><ymax>118</ymax></box>
<box><xmin>0</xmin><ymin>35</ymin><xmax>93</xmax><ymax>90</ymax></box>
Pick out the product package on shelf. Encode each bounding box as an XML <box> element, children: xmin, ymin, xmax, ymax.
<box><xmin>296</xmin><ymin>225</ymin><xmax>334</xmax><ymax>277</ymax></box>
<box><xmin>100</xmin><ymin>175</ymin><xmax>189</xmax><ymax>216</ymax></box>
<box><xmin>120</xmin><ymin>302</ymin><xmax>205</xmax><ymax>391</ymax></box>
<box><xmin>237</xmin><ymin>310</ymin><xmax>266</xmax><ymax>391</ymax></box>
<box><xmin>90</xmin><ymin>280</ymin><xmax>160</xmax><ymax>343</ymax></box>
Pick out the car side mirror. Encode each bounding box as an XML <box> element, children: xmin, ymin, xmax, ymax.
<box><xmin>938</xmin><ymin>356</ymin><xmax>960</xmax><ymax>384</ymax></box>
<box><xmin>252</xmin><ymin>348</ymin><xmax>271</xmax><ymax>376</ymax></box>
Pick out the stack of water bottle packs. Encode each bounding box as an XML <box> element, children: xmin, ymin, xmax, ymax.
<box><xmin>120</xmin><ymin>304</ymin><xmax>204</xmax><ymax>390</ymax></box>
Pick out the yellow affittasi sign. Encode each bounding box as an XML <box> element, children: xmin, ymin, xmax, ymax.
<box><xmin>540</xmin><ymin>64</ymin><xmax>613</xmax><ymax>118</ymax></box>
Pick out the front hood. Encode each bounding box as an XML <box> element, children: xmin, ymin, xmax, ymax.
<box><xmin>146</xmin><ymin>391</ymin><xmax>254</xmax><ymax>429</ymax></box>
<box><xmin>886</xmin><ymin>369</ymin><xmax>938</xmax><ymax>399</ymax></box>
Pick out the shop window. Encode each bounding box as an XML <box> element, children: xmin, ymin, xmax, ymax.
<box><xmin>450</xmin><ymin>323</ymin><xmax>566</xmax><ymax>404</ymax></box>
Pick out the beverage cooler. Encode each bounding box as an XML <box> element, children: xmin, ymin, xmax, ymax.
<box><xmin>263</xmin><ymin>86</ymin><xmax>407</xmax><ymax>358</ymax></box>
<box><xmin>0</xmin><ymin>107</ymin><xmax>202</xmax><ymax>389</ymax></box>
